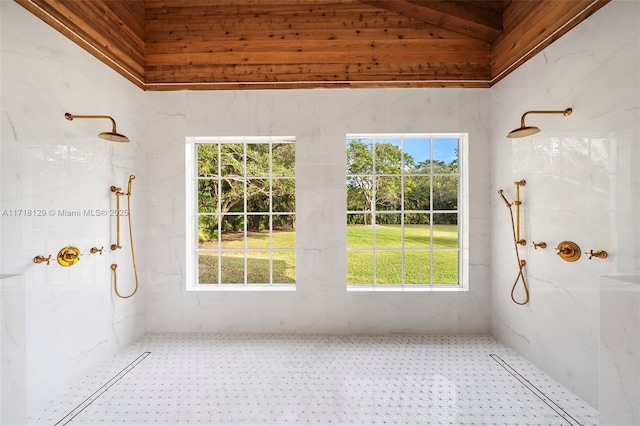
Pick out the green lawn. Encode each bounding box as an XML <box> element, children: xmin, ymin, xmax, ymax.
<box><xmin>199</xmin><ymin>230</ymin><xmax>295</xmax><ymax>284</ymax></box>
<box><xmin>199</xmin><ymin>252</ymin><xmax>296</xmax><ymax>284</ymax></box>
<box><xmin>198</xmin><ymin>225</ymin><xmax>458</xmax><ymax>285</ymax></box>
<box><xmin>347</xmin><ymin>224</ymin><xmax>458</xmax><ymax>285</ymax></box>
<box><xmin>347</xmin><ymin>224</ymin><xmax>458</xmax><ymax>248</ymax></box>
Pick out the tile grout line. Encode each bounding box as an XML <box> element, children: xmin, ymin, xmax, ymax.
<box><xmin>29</xmin><ymin>336</ymin><xmax>598</xmax><ymax>425</ymax></box>
<box><xmin>54</xmin><ymin>351</ymin><xmax>152</xmax><ymax>426</ymax></box>
<box><xmin>489</xmin><ymin>353</ymin><xmax>584</xmax><ymax>426</ymax></box>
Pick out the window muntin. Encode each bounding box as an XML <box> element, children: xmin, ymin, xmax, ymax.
<box><xmin>346</xmin><ymin>133</ymin><xmax>466</xmax><ymax>289</ymax></box>
<box><xmin>187</xmin><ymin>137</ymin><xmax>296</xmax><ymax>289</ymax></box>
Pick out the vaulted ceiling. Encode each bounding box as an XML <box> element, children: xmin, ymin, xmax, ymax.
<box><xmin>15</xmin><ymin>0</ymin><xmax>609</xmax><ymax>91</ymax></box>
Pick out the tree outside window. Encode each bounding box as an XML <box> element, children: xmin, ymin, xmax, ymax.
<box><xmin>346</xmin><ymin>135</ymin><xmax>461</xmax><ymax>287</ymax></box>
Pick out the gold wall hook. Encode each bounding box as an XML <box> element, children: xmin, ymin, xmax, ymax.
<box><xmin>586</xmin><ymin>250</ymin><xmax>608</xmax><ymax>260</ymax></box>
<box><xmin>556</xmin><ymin>241</ymin><xmax>581</xmax><ymax>262</ymax></box>
<box><xmin>532</xmin><ymin>241</ymin><xmax>547</xmax><ymax>250</ymax></box>
<box><xmin>33</xmin><ymin>254</ymin><xmax>52</xmax><ymax>265</ymax></box>
<box><xmin>90</xmin><ymin>246</ymin><xmax>104</xmax><ymax>255</ymax></box>
<box><xmin>57</xmin><ymin>246</ymin><xmax>81</xmax><ymax>267</ymax></box>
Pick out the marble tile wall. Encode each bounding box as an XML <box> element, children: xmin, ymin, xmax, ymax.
<box><xmin>600</xmin><ymin>275</ymin><xmax>640</xmax><ymax>425</ymax></box>
<box><xmin>144</xmin><ymin>88</ymin><xmax>492</xmax><ymax>335</ymax></box>
<box><xmin>0</xmin><ymin>274</ymin><xmax>26</xmax><ymax>425</ymax></box>
<box><xmin>0</xmin><ymin>2</ymin><xmax>146</xmax><ymax>418</ymax></box>
<box><xmin>3</xmin><ymin>0</ymin><xmax>638</xmax><ymax>420</ymax></box>
<box><xmin>490</xmin><ymin>0</ymin><xmax>640</xmax><ymax>408</ymax></box>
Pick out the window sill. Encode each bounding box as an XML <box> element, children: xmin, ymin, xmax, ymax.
<box><xmin>347</xmin><ymin>285</ymin><xmax>466</xmax><ymax>292</ymax></box>
<box><xmin>187</xmin><ymin>284</ymin><xmax>296</xmax><ymax>292</ymax></box>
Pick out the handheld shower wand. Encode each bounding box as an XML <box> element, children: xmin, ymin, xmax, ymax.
<box><xmin>127</xmin><ymin>175</ymin><xmax>135</xmax><ymax>194</ymax></box>
<box><xmin>498</xmin><ymin>189</ymin><xmax>511</xmax><ymax>208</ymax></box>
<box><xmin>498</xmin><ymin>181</ymin><xmax>529</xmax><ymax>305</ymax></box>
<box><xmin>110</xmin><ymin>175</ymin><xmax>139</xmax><ymax>299</ymax></box>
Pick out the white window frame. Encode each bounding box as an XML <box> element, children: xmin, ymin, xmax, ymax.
<box><xmin>346</xmin><ymin>133</ymin><xmax>469</xmax><ymax>292</ymax></box>
<box><xmin>186</xmin><ymin>136</ymin><xmax>296</xmax><ymax>291</ymax></box>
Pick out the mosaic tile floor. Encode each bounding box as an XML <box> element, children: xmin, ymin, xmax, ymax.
<box><xmin>29</xmin><ymin>333</ymin><xmax>598</xmax><ymax>425</ymax></box>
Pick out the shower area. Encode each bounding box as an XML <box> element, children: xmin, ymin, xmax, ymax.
<box><xmin>1</xmin><ymin>0</ymin><xmax>639</xmax><ymax>425</ymax></box>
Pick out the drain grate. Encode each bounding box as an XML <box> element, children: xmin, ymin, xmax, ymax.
<box><xmin>55</xmin><ymin>351</ymin><xmax>151</xmax><ymax>425</ymax></box>
<box><xmin>489</xmin><ymin>354</ymin><xmax>583</xmax><ymax>426</ymax></box>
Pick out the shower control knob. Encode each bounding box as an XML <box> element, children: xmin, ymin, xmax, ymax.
<box><xmin>57</xmin><ymin>246</ymin><xmax>82</xmax><ymax>267</ymax></box>
<box><xmin>555</xmin><ymin>241</ymin><xmax>581</xmax><ymax>262</ymax></box>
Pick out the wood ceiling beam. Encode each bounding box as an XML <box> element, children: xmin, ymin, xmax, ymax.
<box><xmin>145</xmin><ymin>47</ymin><xmax>489</xmax><ymax>67</ymax></box>
<box><xmin>145</xmin><ymin>61</ymin><xmax>491</xmax><ymax>84</ymax></box>
<box><xmin>491</xmin><ymin>0</ymin><xmax>611</xmax><ymax>84</ymax></box>
<box><xmin>145</xmin><ymin>80</ymin><xmax>491</xmax><ymax>91</ymax></box>
<box><xmin>14</xmin><ymin>0</ymin><xmax>610</xmax><ymax>90</ymax></box>
<box><xmin>144</xmin><ymin>26</ymin><xmax>473</xmax><ymax>45</ymax></box>
<box><xmin>358</xmin><ymin>0</ymin><xmax>502</xmax><ymax>42</ymax></box>
<box><xmin>15</xmin><ymin>0</ymin><xmax>145</xmax><ymax>88</ymax></box>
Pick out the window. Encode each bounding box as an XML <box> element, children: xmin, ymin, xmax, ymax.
<box><xmin>346</xmin><ymin>133</ymin><xmax>467</xmax><ymax>289</ymax></box>
<box><xmin>186</xmin><ymin>137</ymin><xmax>296</xmax><ymax>289</ymax></box>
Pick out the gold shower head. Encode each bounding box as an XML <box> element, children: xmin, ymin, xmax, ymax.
<box><xmin>65</xmin><ymin>113</ymin><xmax>130</xmax><ymax>143</ymax></box>
<box><xmin>507</xmin><ymin>108</ymin><xmax>573</xmax><ymax>139</ymax></box>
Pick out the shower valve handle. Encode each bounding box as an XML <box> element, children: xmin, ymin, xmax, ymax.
<box><xmin>90</xmin><ymin>246</ymin><xmax>104</xmax><ymax>255</ymax></box>
<box><xmin>586</xmin><ymin>250</ymin><xmax>608</xmax><ymax>260</ymax></box>
<box><xmin>33</xmin><ymin>254</ymin><xmax>52</xmax><ymax>265</ymax></box>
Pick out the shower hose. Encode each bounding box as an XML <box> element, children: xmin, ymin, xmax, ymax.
<box><xmin>111</xmin><ymin>181</ymin><xmax>139</xmax><ymax>299</ymax></box>
<box><xmin>506</xmin><ymin>205</ymin><xmax>529</xmax><ymax>305</ymax></box>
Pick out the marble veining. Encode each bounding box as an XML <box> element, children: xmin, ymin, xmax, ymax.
<box><xmin>1</xmin><ymin>0</ymin><xmax>639</xmax><ymax>421</ymax></box>
<box><xmin>1</xmin><ymin>1</ymin><xmax>146</xmax><ymax>418</ymax></box>
<box><xmin>490</xmin><ymin>0</ymin><xmax>640</xmax><ymax>408</ymax></box>
<box><xmin>143</xmin><ymin>84</ymin><xmax>492</xmax><ymax>337</ymax></box>
<box><xmin>600</xmin><ymin>276</ymin><xmax>640</xmax><ymax>425</ymax></box>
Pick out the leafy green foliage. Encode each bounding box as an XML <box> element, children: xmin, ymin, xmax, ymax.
<box><xmin>197</xmin><ymin>142</ymin><xmax>295</xmax><ymax>241</ymax></box>
<box><xmin>346</xmin><ymin>137</ymin><xmax>460</xmax><ymax>285</ymax></box>
<box><xmin>195</xmin><ymin>141</ymin><xmax>296</xmax><ymax>285</ymax></box>
<box><xmin>346</xmin><ymin>138</ymin><xmax>458</xmax><ymax>225</ymax></box>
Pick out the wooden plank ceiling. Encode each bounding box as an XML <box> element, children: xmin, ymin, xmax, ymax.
<box><xmin>15</xmin><ymin>0</ymin><xmax>610</xmax><ymax>91</ymax></box>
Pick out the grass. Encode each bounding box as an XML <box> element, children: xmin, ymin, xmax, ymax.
<box><xmin>347</xmin><ymin>224</ymin><xmax>458</xmax><ymax>285</ymax></box>
<box><xmin>199</xmin><ymin>252</ymin><xmax>296</xmax><ymax>284</ymax></box>
<box><xmin>347</xmin><ymin>224</ymin><xmax>458</xmax><ymax>248</ymax></box>
<box><xmin>198</xmin><ymin>225</ymin><xmax>458</xmax><ymax>285</ymax></box>
<box><xmin>346</xmin><ymin>249</ymin><xmax>458</xmax><ymax>285</ymax></box>
<box><xmin>199</xmin><ymin>230</ymin><xmax>295</xmax><ymax>284</ymax></box>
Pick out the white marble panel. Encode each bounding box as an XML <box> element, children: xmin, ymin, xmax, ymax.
<box><xmin>600</xmin><ymin>276</ymin><xmax>640</xmax><ymax>425</ymax></box>
<box><xmin>0</xmin><ymin>275</ymin><xmax>26</xmax><ymax>425</ymax></box>
<box><xmin>145</xmin><ymin>87</ymin><xmax>492</xmax><ymax>335</ymax></box>
<box><xmin>1</xmin><ymin>2</ymin><xmax>146</xmax><ymax>417</ymax></box>
<box><xmin>4</xmin><ymin>0</ymin><xmax>637</xmax><ymax>419</ymax></box>
<box><xmin>490</xmin><ymin>0</ymin><xmax>640</xmax><ymax>407</ymax></box>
